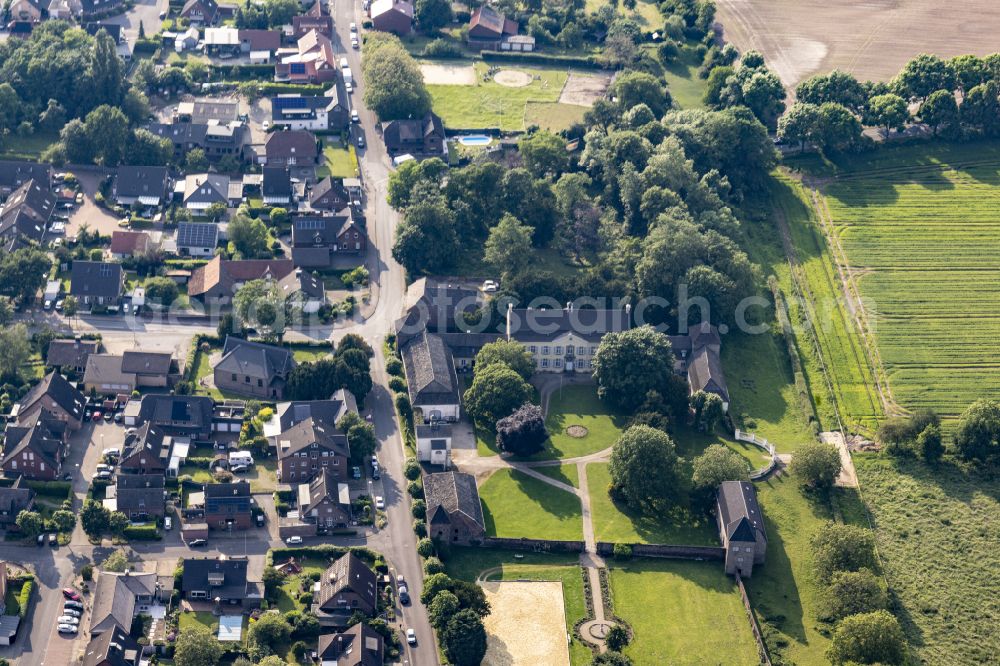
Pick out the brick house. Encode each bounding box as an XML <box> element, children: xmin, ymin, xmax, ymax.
<box><xmin>264</xmin><ymin>131</ymin><xmax>319</xmax><ymax>167</ymax></box>
<box><xmin>315</xmin><ymin>553</ymin><xmax>377</xmax><ymax>616</ymax></box>
<box><xmin>13</xmin><ymin>371</ymin><xmax>86</xmax><ymax>431</ymax></box>
<box><xmin>291</xmin><ymin>214</ymin><xmax>367</xmax><ymax>268</ymax></box>
<box><xmin>716</xmin><ymin>481</ymin><xmax>767</xmax><ymax>578</ymax></box>
<box><xmin>424</xmin><ymin>471</ymin><xmax>486</xmax><ymax>545</ymax></box>
<box><xmin>369</xmin><ymin>0</ymin><xmax>412</xmax><ymax>35</ymax></box>
<box><xmin>1</xmin><ymin>413</ymin><xmax>68</xmax><ymax>480</ymax></box>
<box><xmin>297</xmin><ymin>469</ymin><xmax>351</xmax><ymax>529</ymax></box>
<box><xmin>276</xmin><ymin>417</ymin><xmax>350</xmax><ymax>484</ymax></box>
<box><xmin>213</xmin><ymin>337</ymin><xmax>295</xmax><ymax>400</ymax></box>
<box><xmin>118</xmin><ymin>423</ymin><xmax>170</xmax><ymax>475</ymax></box>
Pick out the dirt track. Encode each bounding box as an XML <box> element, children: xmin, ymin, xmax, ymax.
<box><xmin>716</xmin><ymin>0</ymin><xmax>1000</xmax><ymax>88</ymax></box>
<box><xmin>481</xmin><ymin>580</ymin><xmax>570</xmax><ymax>666</ymax></box>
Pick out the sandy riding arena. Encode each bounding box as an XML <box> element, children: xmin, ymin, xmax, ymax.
<box><xmin>481</xmin><ymin>580</ymin><xmax>570</xmax><ymax>666</ymax></box>
<box><xmin>494</xmin><ymin>69</ymin><xmax>533</xmax><ymax>87</ymax></box>
<box><xmin>420</xmin><ymin>63</ymin><xmax>476</xmax><ymax>85</ymax></box>
<box><xmin>559</xmin><ymin>72</ymin><xmax>612</xmax><ymax>107</ymax></box>
<box><xmin>716</xmin><ymin>0</ymin><xmax>1000</xmax><ymax>88</ymax></box>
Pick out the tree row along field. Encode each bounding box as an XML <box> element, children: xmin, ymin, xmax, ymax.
<box><xmin>819</xmin><ymin>142</ymin><xmax>1000</xmax><ymax>422</ymax></box>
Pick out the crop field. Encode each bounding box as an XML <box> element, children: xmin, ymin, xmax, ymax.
<box><xmin>854</xmin><ymin>455</ymin><xmax>1000</xmax><ymax>665</ymax></box>
<box><xmin>715</xmin><ymin>0</ymin><xmax>1000</xmax><ymax>87</ymax></box>
<box><xmin>806</xmin><ymin>142</ymin><xmax>1000</xmax><ymax>422</ymax></box>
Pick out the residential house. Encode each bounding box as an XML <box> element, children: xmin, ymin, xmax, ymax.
<box><xmin>180</xmin><ymin>0</ymin><xmax>218</xmax><ymax>24</ymax></box>
<box><xmin>506</xmin><ymin>304</ymin><xmax>628</xmax><ymax>373</ymax></box>
<box><xmin>83</xmin><ymin>354</ymin><xmax>138</xmax><ymax>394</ymax></box>
<box><xmin>380</xmin><ymin>113</ymin><xmax>445</xmax><ymax>156</ymax></box>
<box><xmin>119</xmin><ymin>423</ymin><xmax>171</xmax><ymax>475</ymax></box>
<box><xmin>271</xmin><ymin>88</ymin><xmax>349</xmax><ymax>132</ymax></box>
<box><xmin>174</xmin><ymin>98</ymin><xmax>240</xmax><ymax>124</ymax></box>
<box><xmin>48</xmin><ymin>0</ymin><xmax>83</xmax><ymax>21</ymax></box>
<box><xmin>416</xmin><ymin>423</ymin><xmax>451</xmax><ymax>466</ymax></box>
<box><xmin>297</xmin><ymin>469</ymin><xmax>351</xmax><ymax>529</ymax></box>
<box><xmin>468</xmin><ymin>5</ymin><xmax>530</xmax><ymax>51</ymax></box>
<box><xmin>81</xmin><ymin>625</ymin><xmax>141</xmax><ymax>666</ymax></box>
<box><xmin>90</xmin><ymin>571</ymin><xmax>161</xmax><ymax>635</ymax></box>
<box><xmin>0</xmin><ymin>477</ymin><xmax>35</xmax><ymax>528</ymax></box>
<box><xmin>188</xmin><ymin>481</ymin><xmax>253</xmax><ymax>530</ymax></box>
<box><xmin>46</xmin><ymin>338</ymin><xmax>100</xmax><ymax>374</ymax></box>
<box><xmin>424</xmin><ymin>471</ymin><xmax>486</xmax><ymax>545</ymax></box>
<box><xmin>263</xmin><ymin>391</ymin><xmax>357</xmax><ymax>440</ymax></box>
<box><xmin>275</xmin><ymin>30</ymin><xmax>337</xmax><ymax>84</ymax></box>
<box><xmin>369</xmin><ymin>0</ymin><xmax>412</xmax><ymax>35</ymax></box>
<box><xmin>84</xmin><ymin>22</ymin><xmax>122</xmax><ymax>42</ymax></box>
<box><xmin>122</xmin><ymin>351</ymin><xmax>177</xmax><ymax>388</ymax></box>
<box><xmin>114</xmin><ymin>166</ymin><xmax>170</xmax><ymax>208</ymax></box>
<box><xmin>181</xmin><ymin>173</ymin><xmax>242</xmax><ymax>211</ymax></box>
<box><xmin>80</xmin><ymin>0</ymin><xmax>125</xmax><ymax>19</ymax></box>
<box><xmin>716</xmin><ymin>480</ymin><xmax>767</xmax><ymax>578</ymax></box>
<box><xmin>0</xmin><ymin>161</ymin><xmax>49</xmax><ymax>196</ymax></box>
<box><xmin>669</xmin><ymin>321</ymin><xmax>731</xmax><ymax>412</ymax></box>
<box><xmin>291</xmin><ymin>215</ymin><xmax>366</xmax><ymax>268</ymax></box>
<box><xmin>276</xmin><ymin>417</ymin><xmax>349</xmax><ymax>483</ymax></box>
<box><xmin>203</xmin><ymin>26</ymin><xmax>240</xmax><ymax>56</ymax></box>
<box><xmin>279</xmin><ymin>267</ymin><xmax>327</xmax><ymax>314</ymax></box>
<box><xmin>123</xmin><ymin>394</ymin><xmax>214</xmax><ymax>438</ymax></box>
<box><xmin>70</xmin><ymin>261</ymin><xmax>124</xmax><ymax>309</ymax></box>
<box><xmin>315</xmin><ymin>553</ymin><xmax>377</xmax><ymax>616</ymax></box>
<box><xmin>148</xmin><ymin>122</ymin><xmax>252</xmax><ymax>162</ymax></box>
<box><xmin>109</xmin><ymin>231</ymin><xmax>151</xmax><ymax>259</ymax></box>
<box><xmin>262</xmin><ymin>166</ymin><xmax>292</xmax><ymax>205</ymax></box>
<box><xmin>293</xmin><ymin>0</ymin><xmax>332</xmax><ymax>38</ymax></box>
<box><xmin>12</xmin><ymin>371</ymin><xmax>86</xmax><ymax>431</ymax></box>
<box><xmin>0</xmin><ymin>178</ymin><xmax>55</xmax><ymax>251</ymax></box>
<box><xmin>173</xmin><ymin>27</ymin><xmax>200</xmax><ymax>52</ymax></box>
<box><xmin>400</xmin><ymin>330</ymin><xmax>460</xmax><ymax>422</ymax></box>
<box><xmin>175</xmin><ymin>222</ymin><xmax>220</xmax><ymax>257</ymax></box>
<box><xmin>308</xmin><ymin>177</ymin><xmax>350</xmax><ymax>212</ymax></box>
<box><xmin>6</xmin><ymin>0</ymin><xmax>41</xmax><ymax>25</ymax></box>
<box><xmin>106</xmin><ymin>474</ymin><xmax>166</xmax><ymax>521</ymax></box>
<box><xmin>1</xmin><ymin>413</ymin><xmax>67</xmax><ymax>481</ymax></box>
<box><xmin>181</xmin><ymin>555</ymin><xmax>262</xmax><ymax>607</ymax></box>
<box><xmin>238</xmin><ymin>29</ymin><xmax>280</xmax><ymax>54</ymax></box>
<box><xmin>317</xmin><ymin>624</ymin><xmax>384</xmax><ymax>666</ymax></box>
<box><xmin>187</xmin><ymin>256</ymin><xmax>295</xmax><ymax>304</ymax></box>
<box><xmin>265</xmin><ymin>131</ymin><xmax>319</xmax><ymax>167</ymax></box>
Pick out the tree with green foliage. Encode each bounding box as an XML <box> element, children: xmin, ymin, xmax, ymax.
<box><xmin>961</xmin><ymin>80</ymin><xmax>1000</xmax><ymax>136</ymax></box>
<box><xmin>613</xmin><ymin>71</ymin><xmax>669</xmax><ymax>117</ymax></box>
<box><xmin>795</xmin><ymin>70</ymin><xmax>867</xmax><ymax>112</ymax></box>
<box><xmin>483</xmin><ymin>213</ymin><xmax>533</xmax><ymax>277</ymax></box>
<box><xmin>248</xmin><ymin>613</ymin><xmax>291</xmax><ymax>652</ymax></box>
<box><xmin>495</xmin><ymin>403</ymin><xmax>547</xmax><ymax>457</ymax></box>
<box><xmin>609</xmin><ymin>425</ymin><xmax>683</xmax><ymax>513</ymax></box>
<box><xmin>174</xmin><ymin>627</ymin><xmax>224</xmax><ymax>666</ymax></box>
<box><xmin>0</xmin><ymin>247</ymin><xmax>51</xmax><ymax>303</ymax></box>
<box><xmin>815</xmin><ymin>102</ymin><xmax>864</xmax><ymax>153</ymax></box>
<box><xmin>827</xmin><ymin>610</ymin><xmax>906</xmax><ymax>665</ymax></box>
<box><xmin>337</xmin><ymin>333</ymin><xmax>373</xmax><ymax>357</ymax></box>
<box><xmin>811</xmin><ymin>523</ymin><xmax>878</xmax><ymax>583</ymax></box>
<box><xmin>144</xmin><ymin>276</ymin><xmax>179</xmax><ymax>307</ymax></box>
<box><xmin>228</xmin><ymin>212</ymin><xmax>270</xmax><ymax>258</ymax></box>
<box><xmin>427</xmin><ymin>589</ymin><xmax>460</xmax><ymax>629</ymax></box>
<box><xmin>338</xmin><ymin>411</ymin><xmax>377</xmax><ymax>464</ymax></box>
<box><xmin>442</xmin><ymin>609</ymin><xmax>487</xmax><ymax>666</ymax></box>
<box><xmin>101</xmin><ymin>549</ymin><xmax>130</xmax><ymax>572</ymax></box>
<box><xmin>892</xmin><ymin>53</ymin><xmax>956</xmax><ymax>100</ymax></box>
<box><xmin>605</xmin><ymin>624</ymin><xmax>629</xmax><ymax>652</ymax></box>
<box><xmin>917</xmin><ymin>423</ymin><xmax>944</xmax><ymax>465</ymax></box>
<box><xmin>91</xmin><ymin>30</ymin><xmax>126</xmax><ymax>107</ymax></box>
<box><xmin>0</xmin><ymin>297</ymin><xmax>14</xmax><ymax>326</ymax></box>
<box><xmin>127</xmin><ymin>128</ymin><xmax>173</xmax><ymax>166</ymax></box>
<box><xmin>233</xmin><ymin>280</ymin><xmax>285</xmax><ymax>339</ymax></box>
<box><xmin>185</xmin><ymin>148</ymin><xmax>209</xmax><ymax>172</ymax></box>
<box><xmin>264</xmin><ymin>0</ymin><xmax>299</xmax><ymax>26</ymax></box>
<box><xmin>81</xmin><ymin>499</ymin><xmax>111</xmax><ymax>536</ymax></box>
<box><xmin>689</xmin><ymin>390</ymin><xmax>724</xmax><ymax>431</ymax></box>
<box><xmin>954</xmin><ymin>398</ymin><xmax>1000</xmax><ymax>462</ymax></box>
<box><xmin>864</xmin><ymin>93</ymin><xmax>909</xmax><ymax>137</ymax></box>
<box><xmin>83</xmin><ymin>105</ymin><xmax>131</xmax><ymax>166</ymax></box>
<box><xmin>415</xmin><ymin>0</ymin><xmax>452</xmax><ymax>31</ymax></box>
<box><xmin>518</xmin><ymin>130</ymin><xmax>569</xmax><ymax>178</ymax></box>
<box><xmin>420</xmin><ymin>573</ymin><xmax>453</xmax><ymax>604</ymax></box>
<box><xmin>463</xmin><ymin>362</ymin><xmax>533</xmax><ymax>428</ymax></box>
<box><xmin>593</xmin><ymin>326</ymin><xmax>677</xmax><ymax>413</ymax></box>
<box><xmin>474</xmin><ymin>340</ymin><xmax>534</xmax><ymax>382</ymax></box>
<box><xmin>361</xmin><ymin>33</ymin><xmax>431</xmax><ymax>120</ymax></box>
<box><xmin>15</xmin><ymin>510</ymin><xmax>43</xmax><ymax>537</ymax></box>
<box><xmin>392</xmin><ymin>195</ymin><xmax>459</xmax><ymax>274</ymax></box>
<box><xmin>0</xmin><ymin>324</ymin><xmax>31</xmax><ymax>382</ymax></box>
<box><xmin>50</xmin><ymin>509</ymin><xmax>76</xmax><ymax>533</ymax></box>
<box><xmin>61</xmin><ymin>118</ymin><xmax>94</xmax><ymax>163</ymax></box>
<box><xmin>692</xmin><ymin>444</ymin><xmax>749</xmax><ymax>489</ymax></box>
<box><xmin>285</xmin><ymin>358</ymin><xmax>341</xmax><ymax>401</ymax></box>
<box><xmin>919</xmin><ymin>89</ymin><xmax>959</xmax><ymax>136</ymax></box>
<box><xmin>777</xmin><ymin>102</ymin><xmax>820</xmax><ymax>151</ymax></box>
<box><xmin>790</xmin><ymin>440</ymin><xmax>842</xmax><ymax>490</ymax></box>
<box><xmin>819</xmin><ymin>569</ymin><xmax>888</xmax><ymax>622</ymax></box>
<box><xmin>108</xmin><ymin>511</ymin><xmax>129</xmax><ymax>534</ymax></box>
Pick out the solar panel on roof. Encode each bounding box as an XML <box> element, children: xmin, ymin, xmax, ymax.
<box><xmin>295</xmin><ymin>219</ymin><xmax>325</xmax><ymax>230</ymax></box>
<box><xmin>178</xmin><ymin>223</ymin><xmax>218</xmax><ymax>246</ymax></box>
<box><xmin>273</xmin><ymin>96</ymin><xmax>308</xmax><ymax>110</ymax></box>
<box><xmin>171</xmin><ymin>399</ymin><xmax>190</xmax><ymax>421</ymax></box>
<box><xmin>290</xmin><ymin>63</ymin><xmax>306</xmax><ymax>74</ymax></box>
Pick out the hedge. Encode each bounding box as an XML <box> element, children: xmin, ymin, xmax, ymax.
<box><xmin>267</xmin><ymin>545</ymin><xmax>379</xmax><ymax>566</ymax></box>
<box><xmin>16</xmin><ymin>577</ymin><xmax>34</xmax><ymax>618</ymax></box>
<box><xmin>123</xmin><ymin>525</ymin><xmax>162</xmax><ymax>541</ymax></box>
<box><xmin>134</xmin><ymin>38</ymin><xmax>160</xmax><ymax>54</ymax></box>
<box><xmin>479</xmin><ymin>49</ymin><xmax>608</xmax><ymax>69</ymax></box>
<box><xmin>23</xmin><ymin>480</ymin><xmax>72</xmax><ymax>499</ymax></box>
<box><xmin>209</xmin><ymin>63</ymin><xmax>276</xmax><ymax>81</ymax></box>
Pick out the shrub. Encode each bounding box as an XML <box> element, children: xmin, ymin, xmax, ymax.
<box><xmin>827</xmin><ymin>610</ymin><xmax>906</xmax><ymax>665</ymax></box>
<box><xmin>413</xmin><ymin>520</ymin><xmax>427</xmax><ymax>538</ymax></box>
<box><xmin>416</xmin><ymin>537</ymin><xmax>435</xmax><ymax>558</ymax></box>
<box><xmin>17</xmin><ymin>579</ymin><xmax>34</xmax><ymax>618</ymax></box>
<box><xmin>386</xmin><ymin>357</ymin><xmax>403</xmax><ymax>376</ymax></box>
<box><xmin>423</xmin><ymin>38</ymin><xmax>463</xmax><ymax>58</ymax></box>
<box><xmin>819</xmin><ymin>569</ymin><xmax>888</xmax><ymax>622</ymax></box>
<box><xmin>411</xmin><ymin>499</ymin><xmax>426</xmax><ymax>519</ymax></box>
<box><xmin>389</xmin><ymin>376</ymin><xmax>408</xmax><ymax>393</ymax></box>
<box><xmin>790</xmin><ymin>441</ymin><xmax>842</xmax><ymax>490</ymax></box>
<box><xmin>298</xmin><ymin>592</ymin><xmax>313</xmax><ymax>606</ymax></box>
<box><xmin>612</xmin><ymin>543</ymin><xmax>633</xmax><ymax>560</ymax></box>
<box><xmin>81</xmin><ymin>564</ymin><xmax>94</xmax><ymax>581</ymax></box>
<box><xmin>123</xmin><ymin>525</ymin><xmax>162</xmax><ymax>541</ymax></box>
<box><xmin>407</xmin><ymin>480</ymin><xmax>424</xmax><ymax>499</ymax></box>
<box><xmin>423</xmin><ymin>556</ymin><xmax>445</xmax><ymax>575</ymax></box>
<box><xmin>605</xmin><ymin>624</ymin><xmax>630</xmax><ymax>652</ymax></box>
<box><xmin>404</xmin><ymin>457</ymin><xmax>421</xmax><ymax>480</ymax></box>
<box><xmin>812</xmin><ymin>523</ymin><xmax>878</xmax><ymax>583</ymax></box>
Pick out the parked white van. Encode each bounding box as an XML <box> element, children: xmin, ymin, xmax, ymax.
<box><xmin>229</xmin><ymin>451</ymin><xmax>254</xmax><ymax>467</ymax></box>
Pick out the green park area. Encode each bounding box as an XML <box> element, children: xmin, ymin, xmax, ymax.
<box><xmin>543</xmin><ymin>383</ymin><xmax>626</xmax><ymax>459</ymax></box>
<box><xmin>478</xmin><ymin>468</ymin><xmax>583</xmax><ymax>541</ymax></box>
<box><xmin>609</xmin><ymin>559</ymin><xmax>760</xmax><ymax>665</ymax></box>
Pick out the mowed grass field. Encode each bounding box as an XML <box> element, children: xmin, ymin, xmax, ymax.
<box><xmin>426</xmin><ymin>62</ymin><xmax>573</xmax><ymax>132</ymax></box>
<box><xmin>478</xmin><ymin>468</ymin><xmax>583</xmax><ymax>541</ymax></box>
<box><xmin>544</xmin><ymin>384</ymin><xmax>626</xmax><ymax>459</ymax></box>
<box><xmin>853</xmin><ymin>455</ymin><xmax>1000</xmax><ymax>665</ymax></box>
<box><xmin>812</xmin><ymin>142</ymin><xmax>1000</xmax><ymax>422</ymax></box>
<box><xmin>609</xmin><ymin>560</ymin><xmax>760</xmax><ymax>665</ymax></box>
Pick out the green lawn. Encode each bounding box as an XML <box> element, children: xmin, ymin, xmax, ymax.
<box><xmin>585</xmin><ymin>0</ymin><xmax>662</xmax><ymax>28</ymax></box>
<box><xmin>317</xmin><ymin>144</ymin><xmax>358</xmax><ymax>180</ymax></box>
<box><xmin>479</xmin><ymin>468</ymin><xmax>583</xmax><ymax>541</ymax></box>
<box><xmin>609</xmin><ymin>560</ymin><xmax>760</xmax><ymax>665</ymax></box>
<box><xmin>524</xmin><ymin>101</ymin><xmax>588</xmax><ymax>133</ymax></box>
<box><xmin>246</xmin><ymin>458</ymin><xmax>277</xmax><ymax>493</ymax></box>
<box><xmin>662</xmin><ymin>45</ymin><xmax>708</xmax><ymax>109</ymax></box>
<box><xmin>427</xmin><ymin>62</ymin><xmax>569</xmax><ymax>131</ymax></box>
<box><xmin>852</xmin><ymin>454</ymin><xmax>1000</xmax><ymax>665</ymax></box>
<box><xmin>543</xmin><ymin>383</ymin><xmax>626</xmax><ymax>459</ymax></box>
<box><xmin>0</xmin><ymin>131</ymin><xmax>58</xmax><ymax>160</ymax></box>
<box><xmin>178</xmin><ymin>611</ymin><xmax>218</xmax><ymax>634</ymax></box>
<box><xmin>533</xmin><ymin>463</ymin><xmax>580</xmax><ymax>489</ymax></box>
<box><xmin>178</xmin><ymin>464</ymin><xmax>212</xmax><ymax>484</ymax></box>
<box><xmin>586</xmin><ymin>462</ymin><xmax>717</xmax><ymax>546</ymax></box>
<box><xmin>445</xmin><ymin>548</ymin><xmax>592</xmax><ymax>666</ymax></box>
<box><xmin>291</xmin><ymin>347</ymin><xmax>332</xmax><ymax>363</ymax></box>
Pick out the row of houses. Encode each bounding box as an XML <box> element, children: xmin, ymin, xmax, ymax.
<box><xmin>365</xmin><ymin>0</ymin><xmax>535</xmax><ymax>52</ymax></box>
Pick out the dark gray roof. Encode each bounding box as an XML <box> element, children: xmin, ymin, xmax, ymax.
<box><xmin>278</xmin><ymin>417</ymin><xmax>349</xmax><ymax>458</ymax></box>
<box><xmin>394</xmin><ymin>278</ymin><xmax>484</xmax><ymax>344</ymax></box>
<box><xmin>308</xmin><ymin>176</ymin><xmax>349</xmax><ymax>208</ymax></box>
<box><xmin>415</xmin><ymin>423</ymin><xmax>452</xmax><ymax>439</ymax></box>
<box><xmin>507</xmin><ymin>307</ymin><xmax>628</xmax><ymax>343</ymax></box>
<box><xmin>176</xmin><ymin>222</ymin><xmax>219</xmax><ymax>249</ymax></box>
<box><xmin>318</xmin><ymin>552</ymin><xmax>377</xmax><ymax>611</ymax></box>
<box><xmin>115</xmin><ymin>473</ymin><xmax>165</xmax><ymax>514</ymax></box>
<box><xmin>424</xmin><ymin>471</ymin><xmax>484</xmax><ymax>530</ymax></box>
<box><xmin>291</xmin><ymin>214</ymin><xmax>352</xmax><ymax>247</ymax></box>
<box><xmin>688</xmin><ymin>346</ymin><xmax>729</xmax><ymax>402</ymax></box>
<box><xmin>18</xmin><ymin>371</ymin><xmax>85</xmax><ymax>421</ymax></box>
<box><xmin>148</xmin><ymin>121</ymin><xmax>249</xmax><ymax>151</ymax></box>
<box><xmin>400</xmin><ymin>331</ymin><xmax>459</xmax><ymax>407</ymax></box>
<box><xmin>0</xmin><ymin>178</ymin><xmax>55</xmax><ymax>243</ymax></box>
<box><xmin>121</xmin><ymin>351</ymin><xmax>173</xmax><ymax>376</ymax></box>
<box><xmin>274</xmin><ymin>394</ymin><xmax>355</xmax><ymax>432</ymax></box>
<box><xmin>90</xmin><ymin>571</ymin><xmax>158</xmax><ymax>636</ymax></box>
<box><xmin>0</xmin><ymin>160</ymin><xmax>49</xmax><ymax>192</ymax></box>
<box><xmin>265</xmin><ymin>130</ymin><xmax>318</xmax><ymax>159</ymax></box>
<box><xmin>121</xmin><ymin>422</ymin><xmax>169</xmax><ymax>467</ymax></box>
<box><xmin>82</xmin><ymin>624</ymin><xmax>139</xmax><ymax>666</ymax></box>
<box><xmin>262</xmin><ymin>166</ymin><xmax>292</xmax><ymax>198</ymax></box>
<box><xmin>304</xmin><ymin>468</ymin><xmax>347</xmax><ymax>514</ymax></box>
<box><xmin>0</xmin><ymin>477</ymin><xmax>34</xmax><ymax>516</ymax></box>
<box><xmin>46</xmin><ymin>339</ymin><xmax>100</xmax><ymax>369</ymax></box>
<box><xmin>717</xmin><ymin>481</ymin><xmax>766</xmax><ymax>544</ymax></box>
<box><xmin>136</xmin><ymin>394</ymin><xmax>214</xmax><ymax>430</ymax></box>
<box><xmin>437</xmin><ymin>332</ymin><xmax>504</xmax><ymax>360</ymax></box>
<box><xmin>115</xmin><ymin>166</ymin><xmax>168</xmax><ymax>199</ymax></box>
<box><xmin>181</xmin><ymin>556</ymin><xmax>251</xmax><ymax>600</ymax></box>
<box><xmin>0</xmin><ymin>615</ymin><xmax>19</xmax><ymax>641</ymax></box>
<box><xmin>2</xmin><ymin>415</ymin><xmax>65</xmax><ymax>470</ymax></box>
<box><xmin>317</xmin><ymin>623</ymin><xmax>383</xmax><ymax>666</ymax></box>
<box><xmin>216</xmin><ymin>336</ymin><xmax>295</xmax><ymax>383</ymax></box>
<box><xmin>70</xmin><ymin>261</ymin><xmax>123</xmax><ymax>299</ymax></box>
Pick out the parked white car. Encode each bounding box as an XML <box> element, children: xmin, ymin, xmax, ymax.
<box><xmin>375</xmin><ymin>496</ymin><xmax>385</xmax><ymax>510</ymax></box>
<box><xmin>286</xmin><ymin>536</ymin><xmax>303</xmax><ymax>545</ymax></box>
<box><xmin>57</xmin><ymin>615</ymin><xmax>80</xmax><ymax>625</ymax></box>
<box><xmin>58</xmin><ymin>624</ymin><xmax>78</xmax><ymax>634</ymax></box>
<box><xmin>406</xmin><ymin>628</ymin><xmax>416</xmax><ymax>645</ymax></box>
<box><xmin>60</xmin><ymin>608</ymin><xmax>81</xmax><ymax>618</ymax></box>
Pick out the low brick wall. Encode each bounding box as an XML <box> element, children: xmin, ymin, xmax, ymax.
<box><xmin>596</xmin><ymin>542</ymin><xmax>726</xmax><ymax>560</ymax></box>
<box><xmin>472</xmin><ymin>537</ymin><xmax>586</xmax><ymax>553</ymax></box>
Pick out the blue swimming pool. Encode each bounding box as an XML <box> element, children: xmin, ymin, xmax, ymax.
<box><xmin>458</xmin><ymin>135</ymin><xmax>492</xmax><ymax>146</ymax></box>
